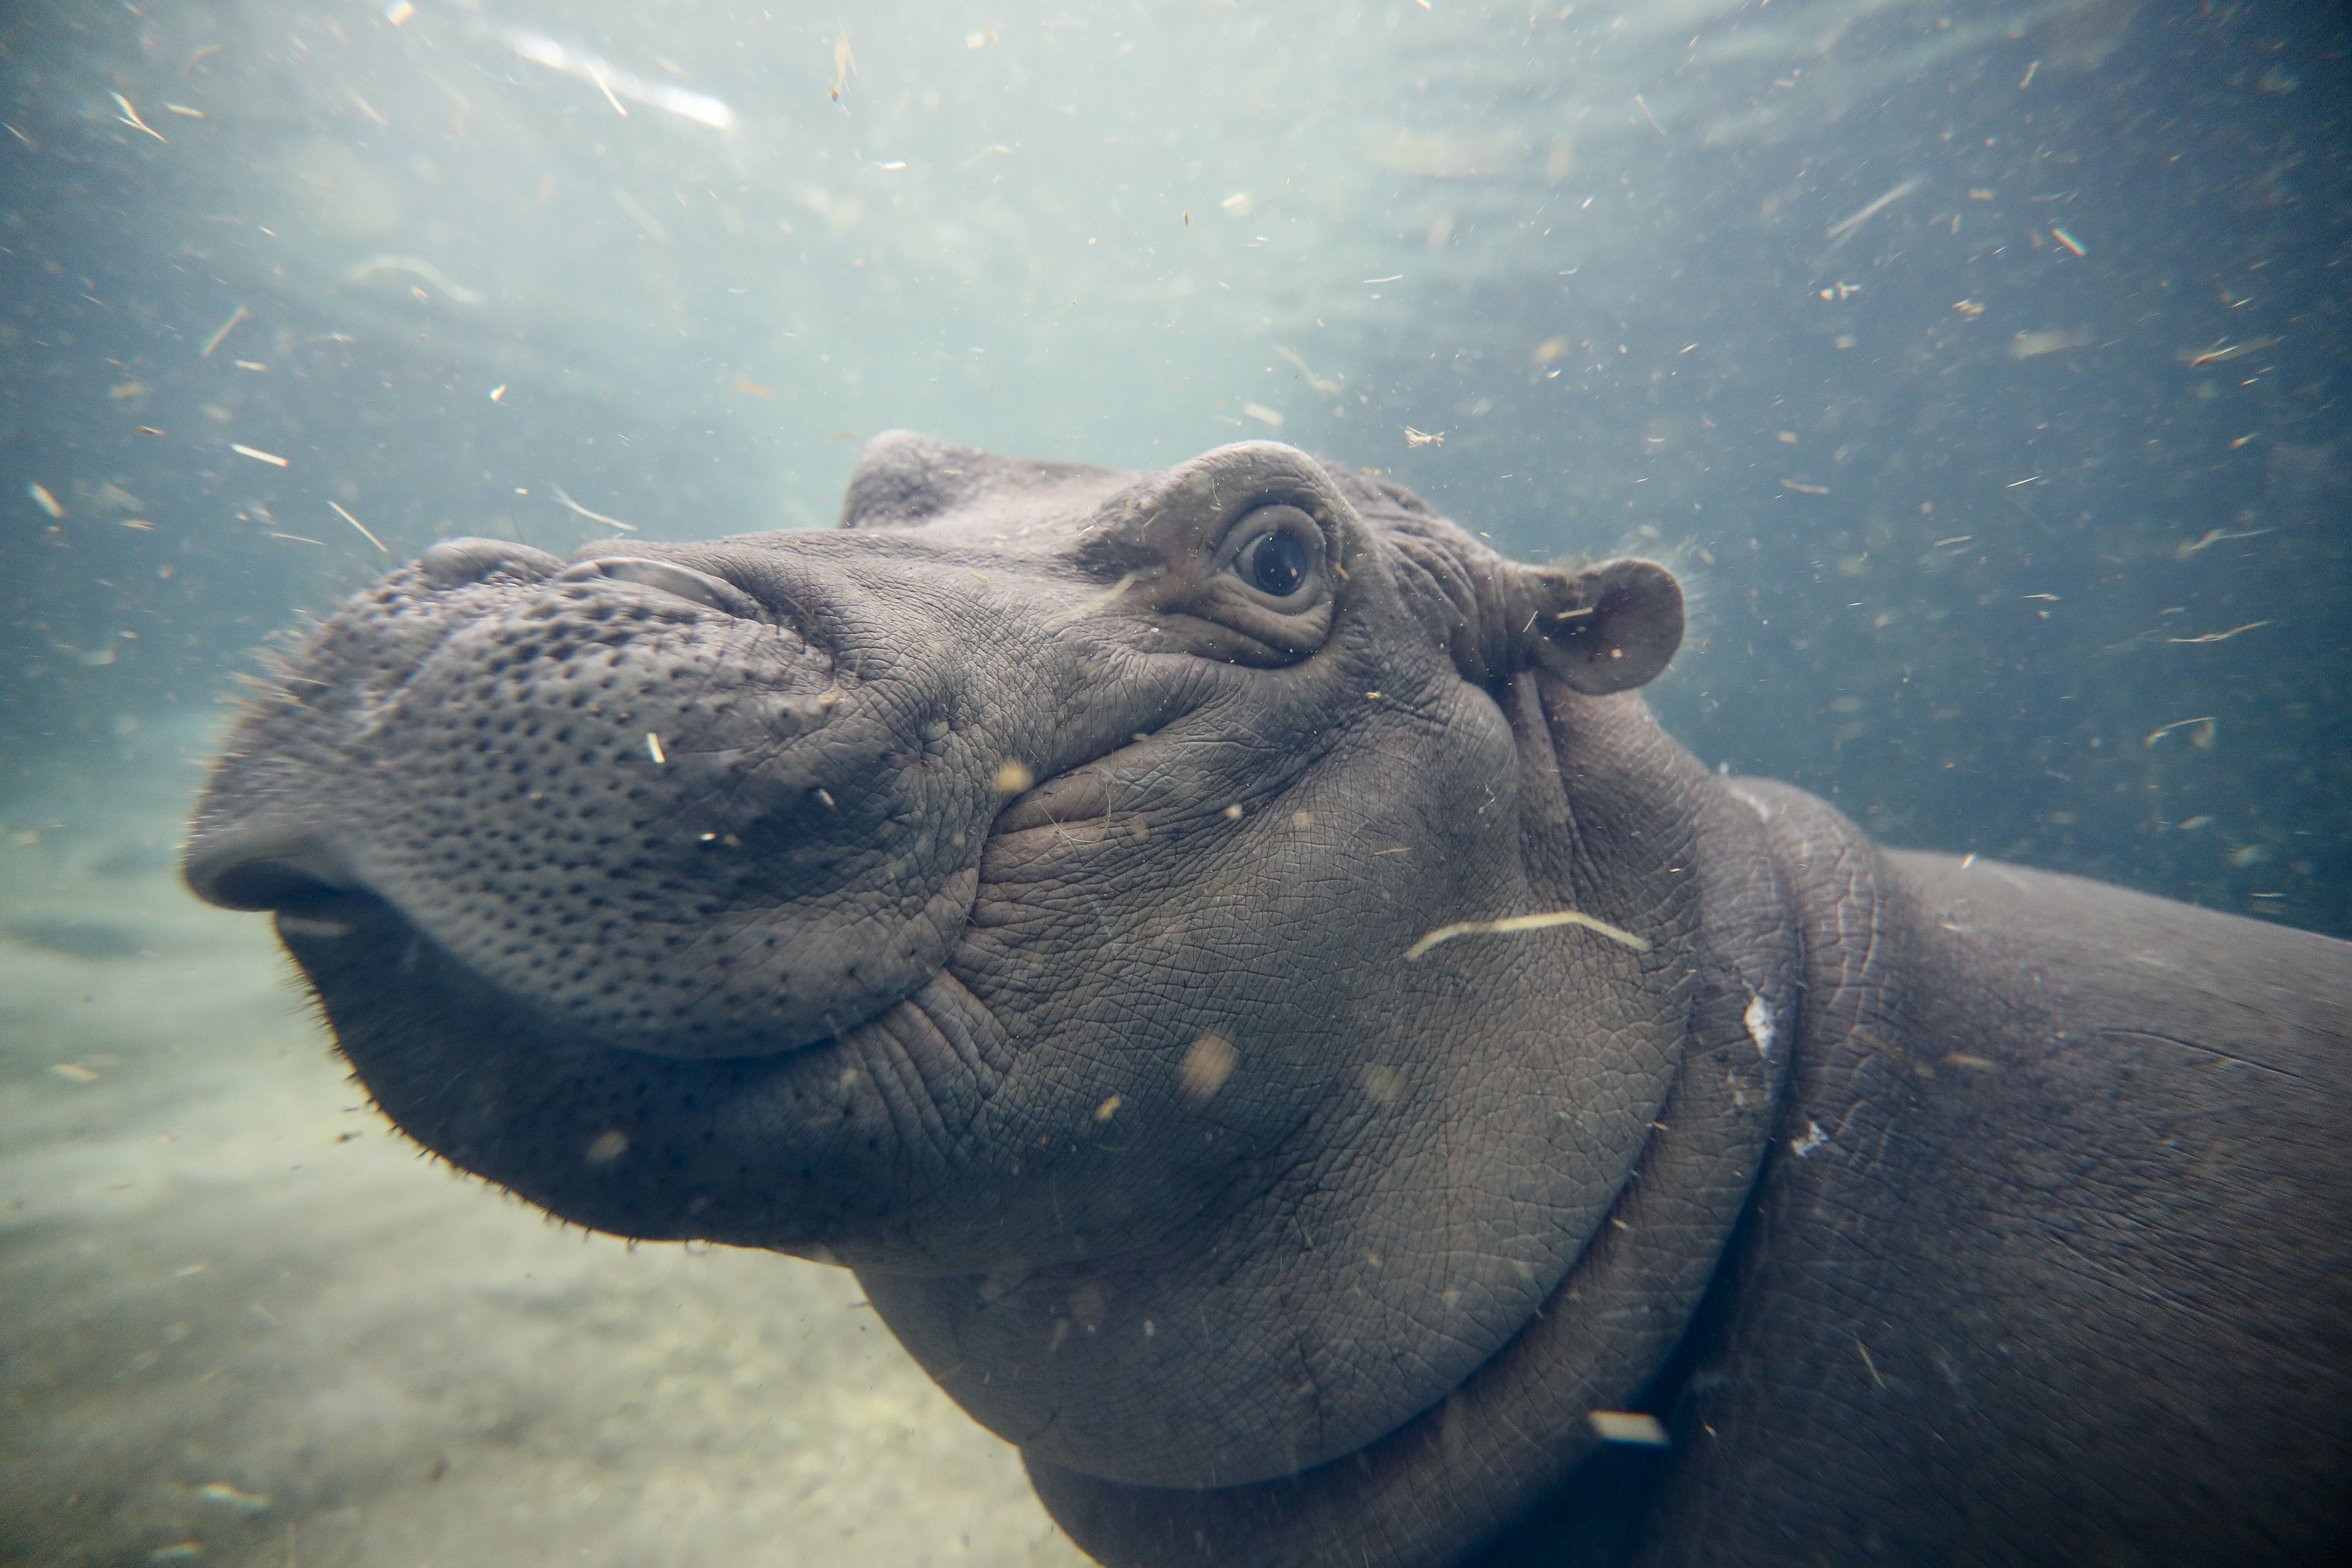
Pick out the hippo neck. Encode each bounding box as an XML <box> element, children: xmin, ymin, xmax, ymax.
<box><xmin>1019</xmin><ymin>752</ymin><xmax>1819</xmax><ymax>1568</ymax></box>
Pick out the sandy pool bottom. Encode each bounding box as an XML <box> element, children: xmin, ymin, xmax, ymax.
<box><xmin>0</xmin><ymin>788</ymin><xmax>1089</xmax><ymax>1568</ymax></box>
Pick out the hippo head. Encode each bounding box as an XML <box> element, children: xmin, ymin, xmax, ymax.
<box><xmin>185</xmin><ymin>435</ymin><xmax>1777</xmax><ymax>1506</ymax></box>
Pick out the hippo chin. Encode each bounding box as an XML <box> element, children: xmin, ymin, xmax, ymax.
<box><xmin>185</xmin><ymin>433</ymin><xmax>2350</xmax><ymax>1567</ymax></box>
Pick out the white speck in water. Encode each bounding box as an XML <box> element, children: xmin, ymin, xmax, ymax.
<box><xmin>1744</xmin><ymin>993</ymin><xmax>1776</xmax><ymax>1058</ymax></box>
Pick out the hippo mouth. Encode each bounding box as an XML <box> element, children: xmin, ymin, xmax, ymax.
<box><xmin>248</xmin><ymin>867</ymin><xmax>1023</xmax><ymax>1253</ymax></box>
<box><xmin>182</xmin><ymin>707</ymin><xmax>1185</xmax><ymax>1256</ymax></box>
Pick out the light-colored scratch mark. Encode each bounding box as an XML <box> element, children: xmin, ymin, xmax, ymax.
<box><xmin>1406</xmin><ymin>909</ymin><xmax>1650</xmax><ymax>962</ymax></box>
<box><xmin>1044</xmin><ymin>572</ymin><xmax>1139</xmax><ymax>628</ymax></box>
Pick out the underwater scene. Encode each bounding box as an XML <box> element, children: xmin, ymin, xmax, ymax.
<box><xmin>3</xmin><ymin>0</ymin><xmax>2346</xmax><ymax>1564</ymax></box>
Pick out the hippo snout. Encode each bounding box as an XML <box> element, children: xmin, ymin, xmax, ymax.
<box><xmin>182</xmin><ymin>535</ymin><xmax>1065</xmax><ymax>1060</ymax></box>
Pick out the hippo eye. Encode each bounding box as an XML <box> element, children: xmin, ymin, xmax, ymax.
<box><xmin>1231</xmin><ymin>520</ymin><xmax>1315</xmax><ymax>599</ymax></box>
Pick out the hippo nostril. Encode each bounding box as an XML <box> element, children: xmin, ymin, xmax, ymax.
<box><xmin>420</xmin><ymin>538</ymin><xmax>568</xmax><ymax>589</ymax></box>
<box><xmin>557</xmin><ymin>557</ymin><xmax>769</xmax><ymax>621</ymax></box>
<box><xmin>184</xmin><ymin>824</ymin><xmax>360</xmax><ymax>912</ymax></box>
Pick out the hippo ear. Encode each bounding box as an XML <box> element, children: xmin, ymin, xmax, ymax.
<box><xmin>839</xmin><ymin>431</ymin><xmax>991</xmax><ymax>529</ymax></box>
<box><xmin>1520</xmin><ymin>558</ymin><xmax>1684</xmax><ymax>694</ymax></box>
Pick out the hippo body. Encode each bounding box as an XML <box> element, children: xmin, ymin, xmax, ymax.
<box><xmin>184</xmin><ymin>435</ymin><xmax>2351</xmax><ymax>1567</ymax></box>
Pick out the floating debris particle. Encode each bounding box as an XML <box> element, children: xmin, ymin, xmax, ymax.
<box><xmin>2180</xmin><ymin>337</ymin><xmax>2277</xmax><ymax>367</ymax></box>
<box><xmin>1274</xmin><ymin>345</ymin><xmax>1342</xmax><ymax>393</ymax></box>
<box><xmin>2144</xmin><ymin>716</ymin><xmax>2216</xmax><ymax>749</ymax></box>
<box><xmin>488</xmin><ymin>384</ymin><xmax>507</xmax><ymax>401</ymax></box>
<box><xmin>1242</xmin><ymin>402</ymin><xmax>1285</xmax><ymax>428</ymax></box>
<box><xmin>50</xmin><ymin>1063</ymin><xmax>102</xmax><ymax>1083</ymax></box>
<box><xmin>1790</xmin><ymin>1121</ymin><xmax>1829</xmax><ymax>1158</ymax></box>
<box><xmin>230</xmin><ymin>443</ymin><xmax>288</xmax><ymax>467</ymax></box>
<box><xmin>198</xmin><ymin>1482</ymin><xmax>271</xmax><ymax>1512</ymax></box>
<box><xmin>326</xmin><ymin>500</ymin><xmax>386</xmax><ymax>552</ymax></box>
<box><xmin>1589</xmin><ymin>1411</ymin><xmax>1670</xmax><ymax>1446</ymax></box>
<box><xmin>644</xmin><ymin>732</ymin><xmax>666</xmax><ymax>765</ymax></box>
<box><xmin>1405</xmin><ymin>909</ymin><xmax>1651</xmax><ymax>962</ymax></box>
<box><xmin>2008</xmin><ymin>327</ymin><xmax>2090</xmax><ymax>359</ymax></box>
<box><xmin>2167</xmin><ymin>622</ymin><xmax>2266</xmax><ymax>645</ymax></box>
<box><xmin>1778</xmin><ymin>479</ymin><xmax>1829</xmax><ymax>495</ymax></box>
<box><xmin>199</xmin><ymin>305</ymin><xmax>248</xmax><ymax>357</ymax></box>
<box><xmin>344</xmin><ymin>255</ymin><xmax>487</xmax><ymax>306</ymax></box>
<box><xmin>1403</xmin><ymin>426</ymin><xmax>1443</xmax><ymax>447</ymax></box>
<box><xmin>2049</xmin><ymin>227</ymin><xmax>2086</xmax><ymax>256</ymax></box>
<box><xmin>731</xmin><ymin>380</ymin><xmax>773</xmax><ymax>398</ymax></box>
<box><xmin>146</xmin><ymin>1544</ymin><xmax>203</xmax><ymax>1562</ymax></box>
<box><xmin>1824</xmin><ymin>175</ymin><xmax>1920</xmax><ymax>242</ymax></box>
<box><xmin>1093</xmin><ymin>1094</ymin><xmax>1122</xmax><ymax>1122</ymax></box>
<box><xmin>992</xmin><ymin>760</ymin><xmax>1034</xmax><ymax>795</ymax></box>
<box><xmin>1177</xmin><ymin>1032</ymin><xmax>1237</xmax><ymax>1104</ymax></box>
<box><xmin>111</xmin><ymin>92</ymin><xmax>168</xmax><ymax>142</ymax></box>
<box><xmin>549</xmin><ymin>484</ymin><xmax>637</xmax><ymax>532</ymax></box>
<box><xmin>27</xmin><ymin>482</ymin><xmax>64</xmax><ymax>518</ymax></box>
<box><xmin>1952</xmin><ymin>299</ymin><xmax>1985</xmax><ymax>317</ymax></box>
<box><xmin>588</xmin><ymin>61</ymin><xmax>629</xmax><ymax>116</ymax></box>
<box><xmin>829</xmin><ymin>24</ymin><xmax>854</xmax><ymax>101</ymax></box>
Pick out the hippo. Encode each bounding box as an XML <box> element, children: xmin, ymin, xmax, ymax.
<box><xmin>183</xmin><ymin>434</ymin><xmax>2350</xmax><ymax>1567</ymax></box>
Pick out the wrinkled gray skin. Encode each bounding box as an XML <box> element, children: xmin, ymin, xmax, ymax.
<box><xmin>186</xmin><ymin>435</ymin><xmax>2350</xmax><ymax>1568</ymax></box>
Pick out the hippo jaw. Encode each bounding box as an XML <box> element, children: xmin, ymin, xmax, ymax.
<box><xmin>185</xmin><ymin>433</ymin><xmax>1713</xmax><ymax>1491</ymax></box>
